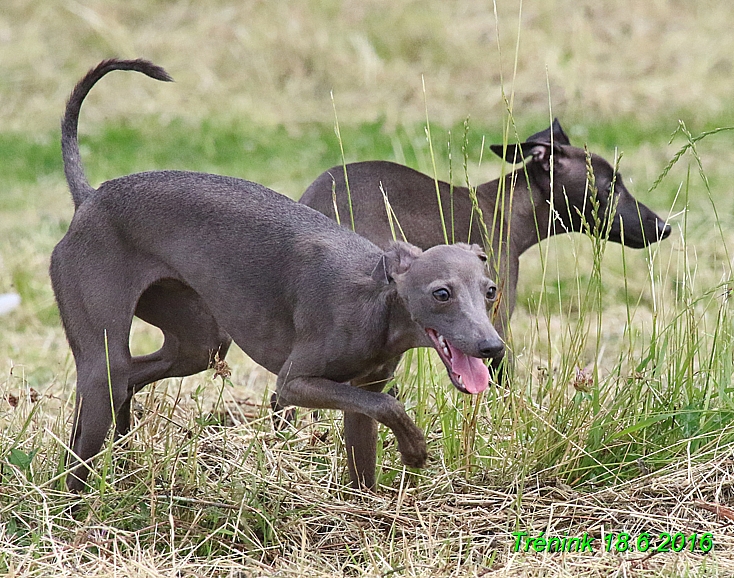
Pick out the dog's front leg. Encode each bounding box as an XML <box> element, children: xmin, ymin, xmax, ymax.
<box><xmin>344</xmin><ymin>411</ymin><xmax>378</xmax><ymax>489</ymax></box>
<box><xmin>275</xmin><ymin>374</ymin><xmax>427</xmax><ymax>482</ymax></box>
<box><xmin>343</xmin><ymin>359</ymin><xmax>402</xmax><ymax>489</ymax></box>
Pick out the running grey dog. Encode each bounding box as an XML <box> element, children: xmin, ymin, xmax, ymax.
<box><xmin>300</xmin><ymin>121</ymin><xmax>671</xmax><ymax>359</ymax></box>
<box><xmin>52</xmin><ymin>59</ymin><xmax>504</xmax><ymax>492</ymax></box>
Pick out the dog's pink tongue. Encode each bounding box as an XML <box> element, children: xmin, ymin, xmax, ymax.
<box><xmin>447</xmin><ymin>341</ymin><xmax>489</xmax><ymax>394</ymax></box>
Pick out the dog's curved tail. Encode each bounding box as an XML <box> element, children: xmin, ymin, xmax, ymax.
<box><xmin>61</xmin><ymin>58</ymin><xmax>173</xmax><ymax>209</ymax></box>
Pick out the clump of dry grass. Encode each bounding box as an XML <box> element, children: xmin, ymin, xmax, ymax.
<box><xmin>2</xmin><ymin>374</ymin><xmax>734</xmax><ymax>577</ymax></box>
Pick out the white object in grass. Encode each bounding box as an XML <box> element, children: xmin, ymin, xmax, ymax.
<box><xmin>0</xmin><ymin>293</ymin><xmax>20</xmax><ymax>315</ymax></box>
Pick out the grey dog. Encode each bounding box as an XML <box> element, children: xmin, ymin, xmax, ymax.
<box><xmin>300</xmin><ymin>121</ymin><xmax>672</xmax><ymax>360</ymax></box>
<box><xmin>52</xmin><ymin>59</ymin><xmax>504</xmax><ymax>492</ymax></box>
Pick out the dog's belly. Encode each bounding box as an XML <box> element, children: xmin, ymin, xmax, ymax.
<box><xmin>228</xmin><ymin>328</ymin><xmax>295</xmax><ymax>376</ymax></box>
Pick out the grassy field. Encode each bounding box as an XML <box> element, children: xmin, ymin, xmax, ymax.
<box><xmin>3</xmin><ymin>1</ymin><xmax>734</xmax><ymax>576</ymax></box>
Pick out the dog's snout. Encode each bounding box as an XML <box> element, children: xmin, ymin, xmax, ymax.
<box><xmin>658</xmin><ymin>220</ymin><xmax>671</xmax><ymax>240</ymax></box>
<box><xmin>478</xmin><ymin>338</ymin><xmax>504</xmax><ymax>359</ymax></box>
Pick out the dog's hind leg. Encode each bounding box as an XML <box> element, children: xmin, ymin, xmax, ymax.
<box><xmin>51</xmin><ymin>241</ymin><xmax>172</xmax><ymax>490</ymax></box>
<box><xmin>67</xmin><ymin>339</ymin><xmax>132</xmax><ymax>491</ymax></box>
<box><xmin>115</xmin><ymin>280</ymin><xmax>232</xmax><ymax>437</ymax></box>
<box><xmin>52</xmin><ymin>275</ymin><xmax>137</xmax><ymax>491</ymax></box>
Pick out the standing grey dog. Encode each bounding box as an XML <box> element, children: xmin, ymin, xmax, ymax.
<box><xmin>52</xmin><ymin>59</ymin><xmax>504</xmax><ymax>492</ymax></box>
<box><xmin>300</xmin><ymin>121</ymin><xmax>672</xmax><ymax>354</ymax></box>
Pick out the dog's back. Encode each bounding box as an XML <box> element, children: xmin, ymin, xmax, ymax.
<box><xmin>301</xmin><ymin>160</ymin><xmax>483</xmax><ymax>250</ymax></box>
<box><xmin>54</xmin><ymin>169</ymin><xmax>384</xmax><ymax>373</ymax></box>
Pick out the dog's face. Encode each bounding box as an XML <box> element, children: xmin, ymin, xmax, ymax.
<box><xmin>384</xmin><ymin>242</ymin><xmax>504</xmax><ymax>394</ymax></box>
<box><xmin>548</xmin><ymin>148</ymin><xmax>671</xmax><ymax>248</ymax></box>
<box><xmin>490</xmin><ymin>119</ymin><xmax>671</xmax><ymax>248</ymax></box>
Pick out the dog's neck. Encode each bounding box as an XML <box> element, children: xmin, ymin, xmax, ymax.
<box><xmin>477</xmin><ymin>161</ymin><xmax>557</xmax><ymax>258</ymax></box>
<box><xmin>391</xmin><ymin>296</ymin><xmax>431</xmax><ymax>352</ymax></box>
<box><xmin>369</xmin><ymin>264</ymin><xmax>431</xmax><ymax>354</ymax></box>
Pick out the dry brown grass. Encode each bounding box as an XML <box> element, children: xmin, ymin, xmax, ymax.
<box><xmin>2</xmin><ymin>389</ymin><xmax>734</xmax><ymax>577</ymax></box>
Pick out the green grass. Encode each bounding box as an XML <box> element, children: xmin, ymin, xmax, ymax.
<box><xmin>5</xmin><ymin>113</ymin><xmax>733</xmax><ymax>197</ymax></box>
<box><xmin>0</xmin><ymin>117</ymin><xmax>498</xmax><ymax>193</ymax></box>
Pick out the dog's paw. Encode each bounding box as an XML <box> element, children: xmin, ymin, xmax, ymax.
<box><xmin>398</xmin><ymin>438</ymin><xmax>428</xmax><ymax>469</ymax></box>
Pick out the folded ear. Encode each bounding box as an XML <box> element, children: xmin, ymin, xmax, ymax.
<box><xmin>372</xmin><ymin>241</ymin><xmax>423</xmax><ymax>283</ymax></box>
<box><xmin>489</xmin><ymin>142</ymin><xmax>524</xmax><ymax>164</ymax></box>
<box><xmin>489</xmin><ymin>142</ymin><xmax>556</xmax><ymax>171</ymax></box>
<box><xmin>489</xmin><ymin>118</ymin><xmax>570</xmax><ymax>167</ymax></box>
<box><xmin>457</xmin><ymin>243</ymin><xmax>487</xmax><ymax>263</ymax></box>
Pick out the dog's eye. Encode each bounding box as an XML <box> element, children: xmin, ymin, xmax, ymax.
<box><xmin>432</xmin><ymin>288</ymin><xmax>451</xmax><ymax>302</ymax></box>
<box><xmin>486</xmin><ymin>286</ymin><xmax>497</xmax><ymax>302</ymax></box>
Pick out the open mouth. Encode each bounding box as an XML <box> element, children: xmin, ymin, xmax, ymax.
<box><xmin>426</xmin><ymin>328</ymin><xmax>489</xmax><ymax>395</ymax></box>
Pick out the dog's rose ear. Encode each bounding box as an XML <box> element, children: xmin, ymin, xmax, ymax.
<box><xmin>468</xmin><ymin>244</ymin><xmax>487</xmax><ymax>262</ymax></box>
<box><xmin>489</xmin><ymin>142</ymin><xmax>522</xmax><ymax>163</ymax></box>
<box><xmin>489</xmin><ymin>142</ymin><xmax>559</xmax><ymax>171</ymax></box>
<box><xmin>489</xmin><ymin>118</ymin><xmax>569</xmax><ymax>169</ymax></box>
<box><xmin>454</xmin><ymin>242</ymin><xmax>488</xmax><ymax>263</ymax></box>
<box><xmin>526</xmin><ymin>143</ymin><xmax>555</xmax><ymax>172</ymax></box>
<box><xmin>374</xmin><ymin>242</ymin><xmax>422</xmax><ymax>283</ymax></box>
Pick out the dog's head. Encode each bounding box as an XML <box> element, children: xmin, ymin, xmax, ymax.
<box><xmin>490</xmin><ymin>118</ymin><xmax>671</xmax><ymax>248</ymax></box>
<box><xmin>377</xmin><ymin>241</ymin><xmax>504</xmax><ymax>394</ymax></box>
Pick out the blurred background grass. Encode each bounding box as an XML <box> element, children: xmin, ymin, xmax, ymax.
<box><xmin>2</xmin><ymin>0</ymin><xmax>733</xmax><ymax>132</ymax></box>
